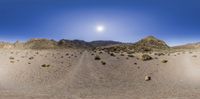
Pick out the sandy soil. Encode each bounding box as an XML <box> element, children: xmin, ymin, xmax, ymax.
<box><xmin>0</xmin><ymin>49</ymin><xmax>200</xmax><ymax>99</ymax></box>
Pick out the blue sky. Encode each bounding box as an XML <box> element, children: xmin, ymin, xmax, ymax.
<box><xmin>0</xmin><ymin>0</ymin><xmax>200</xmax><ymax>46</ymax></box>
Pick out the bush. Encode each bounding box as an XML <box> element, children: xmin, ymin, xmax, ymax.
<box><xmin>94</xmin><ymin>55</ymin><xmax>101</xmax><ymax>60</ymax></box>
<box><xmin>120</xmin><ymin>53</ymin><xmax>125</xmax><ymax>56</ymax></box>
<box><xmin>101</xmin><ymin>61</ymin><xmax>106</xmax><ymax>65</ymax></box>
<box><xmin>99</xmin><ymin>51</ymin><xmax>103</xmax><ymax>54</ymax></box>
<box><xmin>162</xmin><ymin>60</ymin><xmax>168</xmax><ymax>63</ymax></box>
<box><xmin>128</xmin><ymin>54</ymin><xmax>134</xmax><ymax>57</ymax></box>
<box><xmin>192</xmin><ymin>55</ymin><xmax>197</xmax><ymax>57</ymax></box>
<box><xmin>29</xmin><ymin>57</ymin><xmax>34</xmax><ymax>60</ymax></box>
<box><xmin>110</xmin><ymin>53</ymin><xmax>115</xmax><ymax>57</ymax></box>
<box><xmin>127</xmin><ymin>50</ymin><xmax>135</xmax><ymax>54</ymax></box>
<box><xmin>10</xmin><ymin>61</ymin><xmax>15</xmax><ymax>63</ymax></box>
<box><xmin>154</xmin><ymin>53</ymin><xmax>165</xmax><ymax>56</ymax></box>
<box><xmin>141</xmin><ymin>54</ymin><xmax>152</xmax><ymax>61</ymax></box>
<box><xmin>9</xmin><ymin>56</ymin><xmax>14</xmax><ymax>60</ymax></box>
<box><xmin>41</xmin><ymin>64</ymin><xmax>50</xmax><ymax>67</ymax></box>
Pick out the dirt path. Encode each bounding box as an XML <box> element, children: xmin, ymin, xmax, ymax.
<box><xmin>0</xmin><ymin>50</ymin><xmax>88</xmax><ymax>99</ymax></box>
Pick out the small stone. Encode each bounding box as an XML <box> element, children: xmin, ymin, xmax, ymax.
<box><xmin>145</xmin><ymin>76</ymin><xmax>151</xmax><ymax>81</ymax></box>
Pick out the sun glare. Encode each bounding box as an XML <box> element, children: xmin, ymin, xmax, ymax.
<box><xmin>96</xmin><ymin>25</ymin><xmax>105</xmax><ymax>33</ymax></box>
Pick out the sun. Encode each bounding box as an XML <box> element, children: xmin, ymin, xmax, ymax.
<box><xmin>96</xmin><ymin>25</ymin><xmax>105</xmax><ymax>33</ymax></box>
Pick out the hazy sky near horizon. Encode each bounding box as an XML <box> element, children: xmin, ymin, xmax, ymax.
<box><xmin>0</xmin><ymin>0</ymin><xmax>200</xmax><ymax>46</ymax></box>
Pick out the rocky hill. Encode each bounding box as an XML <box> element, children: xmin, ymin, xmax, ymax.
<box><xmin>132</xmin><ymin>36</ymin><xmax>169</xmax><ymax>51</ymax></box>
<box><xmin>58</xmin><ymin>39</ymin><xmax>92</xmax><ymax>49</ymax></box>
<box><xmin>0</xmin><ymin>39</ymin><xmax>122</xmax><ymax>49</ymax></box>
<box><xmin>134</xmin><ymin>36</ymin><xmax>169</xmax><ymax>49</ymax></box>
<box><xmin>98</xmin><ymin>36</ymin><xmax>170</xmax><ymax>53</ymax></box>
<box><xmin>24</xmin><ymin>39</ymin><xmax>58</xmax><ymax>49</ymax></box>
<box><xmin>0</xmin><ymin>36</ymin><xmax>170</xmax><ymax>50</ymax></box>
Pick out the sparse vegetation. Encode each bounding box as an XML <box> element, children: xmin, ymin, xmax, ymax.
<box><xmin>128</xmin><ymin>54</ymin><xmax>134</xmax><ymax>57</ymax></box>
<box><xmin>141</xmin><ymin>54</ymin><xmax>152</xmax><ymax>61</ymax></box>
<box><xmin>101</xmin><ymin>61</ymin><xmax>106</xmax><ymax>65</ymax></box>
<box><xmin>127</xmin><ymin>50</ymin><xmax>135</xmax><ymax>54</ymax></box>
<box><xmin>162</xmin><ymin>60</ymin><xmax>168</xmax><ymax>63</ymax></box>
<box><xmin>192</xmin><ymin>55</ymin><xmax>197</xmax><ymax>57</ymax></box>
<box><xmin>41</xmin><ymin>64</ymin><xmax>50</xmax><ymax>67</ymax></box>
<box><xmin>29</xmin><ymin>57</ymin><xmax>34</xmax><ymax>60</ymax></box>
<box><xmin>99</xmin><ymin>51</ymin><xmax>103</xmax><ymax>54</ymax></box>
<box><xmin>110</xmin><ymin>53</ymin><xmax>115</xmax><ymax>57</ymax></box>
<box><xmin>120</xmin><ymin>53</ymin><xmax>125</xmax><ymax>56</ymax></box>
<box><xmin>10</xmin><ymin>61</ymin><xmax>15</xmax><ymax>63</ymax></box>
<box><xmin>154</xmin><ymin>53</ymin><xmax>165</xmax><ymax>56</ymax></box>
<box><xmin>94</xmin><ymin>55</ymin><xmax>101</xmax><ymax>60</ymax></box>
<box><xmin>9</xmin><ymin>56</ymin><xmax>14</xmax><ymax>60</ymax></box>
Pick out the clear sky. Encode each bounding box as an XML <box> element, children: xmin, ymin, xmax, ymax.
<box><xmin>0</xmin><ymin>0</ymin><xmax>200</xmax><ymax>46</ymax></box>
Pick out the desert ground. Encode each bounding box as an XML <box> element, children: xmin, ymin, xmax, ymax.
<box><xmin>0</xmin><ymin>48</ymin><xmax>200</xmax><ymax>99</ymax></box>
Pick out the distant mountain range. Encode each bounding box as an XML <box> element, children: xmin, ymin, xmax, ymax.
<box><xmin>173</xmin><ymin>42</ymin><xmax>200</xmax><ymax>49</ymax></box>
<box><xmin>0</xmin><ymin>39</ymin><xmax>123</xmax><ymax>49</ymax></box>
<box><xmin>1</xmin><ymin>36</ymin><xmax>196</xmax><ymax>50</ymax></box>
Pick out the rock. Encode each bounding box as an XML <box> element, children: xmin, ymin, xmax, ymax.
<box><xmin>145</xmin><ymin>76</ymin><xmax>151</xmax><ymax>81</ymax></box>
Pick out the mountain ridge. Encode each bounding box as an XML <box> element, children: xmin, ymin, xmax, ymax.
<box><xmin>0</xmin><ymin>36</ymin><xmax>170</xmax><ymax>50</ymax></box>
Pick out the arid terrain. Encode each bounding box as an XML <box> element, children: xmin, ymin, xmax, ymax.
<box><xmin>0</xmin><ymin>36</ymin><xmax>200</xmax><ymax>99</ymax></box>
